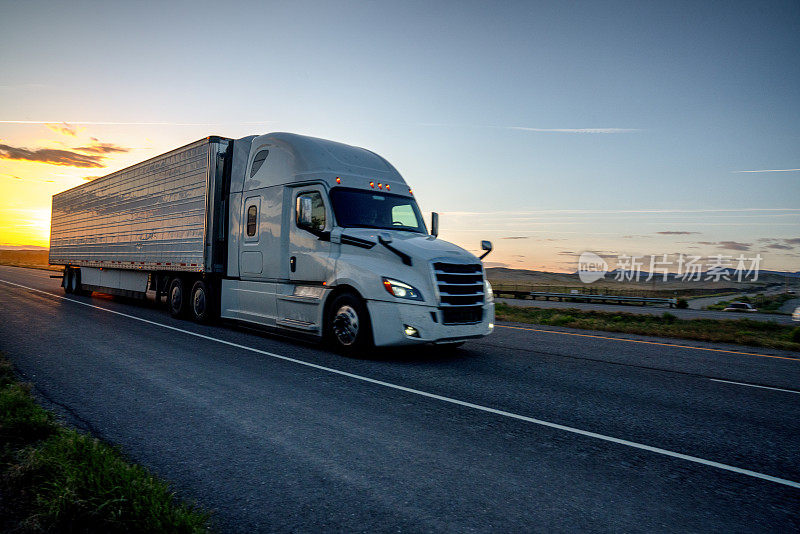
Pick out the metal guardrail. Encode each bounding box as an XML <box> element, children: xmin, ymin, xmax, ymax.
<box><xmin>496</xmin><ymin>290</ymin><xmax>677</xmax><ymax>307</ymax></box>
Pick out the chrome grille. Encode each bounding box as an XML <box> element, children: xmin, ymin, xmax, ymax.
<box><xmin>432</xmin><ymin>261</ymin><xmax>484</xmax><ymax>324</ymax></box>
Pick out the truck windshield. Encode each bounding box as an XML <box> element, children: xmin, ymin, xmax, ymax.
<box><xmin>330</xmin><ymin>188</ymin><xmax>427</xmax><ymax>233</ymax></box>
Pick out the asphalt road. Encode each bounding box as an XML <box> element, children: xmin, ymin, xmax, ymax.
<box><xmin>1</xmin><ymin>265</ymin><xmax>799</xmax><ymax>532</ymax></box>
<box><xmin>496</xmin><ymin>297</ymin><xmax>797</xmax><ymax>324</ymax></box>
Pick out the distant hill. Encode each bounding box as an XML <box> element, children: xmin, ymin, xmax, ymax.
<box><xmin>0</xmin><ymin>249</ymin><xmax>56</xmax><ymax>271</ymax></box>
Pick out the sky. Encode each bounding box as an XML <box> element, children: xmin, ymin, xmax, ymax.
<box><xmin>1</xmin><ymin>0</ymin><xmax>798</xmax><ymax>272</ymax></box>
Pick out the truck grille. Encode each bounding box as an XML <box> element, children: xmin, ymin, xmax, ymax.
<box><xmin>432</xmin><ymin>262</ymin><xmax>484</xmax><ymax>324</ymax></box>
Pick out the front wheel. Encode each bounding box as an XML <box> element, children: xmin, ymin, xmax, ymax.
<box><xmin>326</xmin><ymin>293</ymin><xmax>372</xmax><ymax>354</ymax></box>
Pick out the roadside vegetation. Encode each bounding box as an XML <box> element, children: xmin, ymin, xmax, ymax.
<box><xmin>0</xmin><ymin>353</ymin><xmax>211</xmax><ymax>533</ymax></box>
<box><xmin>494</xmin><ymin>303</ymin><xmax>800</xmax><ymax>351</ymax></box>
<box><xmin>706</xmin><ymin>293</ymin><xmax>795</xmax><ymax>313</ymax></box>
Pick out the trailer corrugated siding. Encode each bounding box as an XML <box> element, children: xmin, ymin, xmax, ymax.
<box><xmin>49</xmin><ymin>139</ymin><xmax>215</xmax><ymax>272</ymax></box>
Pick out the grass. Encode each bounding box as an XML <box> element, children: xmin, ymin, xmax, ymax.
<box><xmin>0</xmin><ymin>353</ymin><xmax>211</xmax><ymax>533</ymax></box>
<box><xmin>494</xmin><ymin>302</ymin><xmax>800</xmax><ymax>351</ymax></box>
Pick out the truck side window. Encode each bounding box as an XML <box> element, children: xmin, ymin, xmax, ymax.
<box><xmin>246</xmin><ymin>205</ymin><xmax>258</xmax><ymax>236</ymax></box>
<box><xmin>250</xmin><ymin>150</ymin><xmax>269</xmax><ymax>177</ymax></box>
<box><xmin>296</xmin><ymin>191</ymin><xmax>326</xmax><ymax>233</ymax></box>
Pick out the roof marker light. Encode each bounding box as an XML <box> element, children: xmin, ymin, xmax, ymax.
<box><xmin>377</xmin><ymin>183</ymin><xmax>383</xmax><ymax>189</ymax></box>
<box><xmin>409</xmin><ymin>188</ymin><xmax>413</xmax><ymax>195</ymax></box>
<box><xmin>386</xmin><ymin>184</ymin><xmax>391</xmax><ymax>191</ymax></box>
<box><xmin>336</xmin><ymin>177</ymin><xmax>341</xmax><ymax>184</ymax></box>
<box><xmin>369</xmin><ymin>181</ymin><xmax>375</xmax><ymax>188</ymax></box>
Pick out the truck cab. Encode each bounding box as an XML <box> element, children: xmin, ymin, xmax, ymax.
<box><xmin>221</xmin><ymin>133</ymin><xmax>494</xmax><ymax>351</ymax></box>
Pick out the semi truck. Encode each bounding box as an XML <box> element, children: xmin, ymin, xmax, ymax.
<box><xmin>49</xmin><ymin>133</ymin><xmax>495</xmax><ymax>351</ymax></box>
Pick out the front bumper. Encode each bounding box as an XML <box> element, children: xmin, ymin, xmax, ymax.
<box><xmin>366</xmin><ymin>300</ymin><xmax>494</xmax><ymax>347</ymax></box>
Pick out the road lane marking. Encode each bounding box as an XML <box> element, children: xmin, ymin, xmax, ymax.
<box><xmin>2</xmin><ymin>277</ymin><xmax>799</xmax><ymax>490</ymax></box>
<box><xmin>710</xmin><ymin>378</ymin><xmax>800</xmax><ymax>395</ymax></box>
<box><xmin>496</xmin><ymin>324</ymin><xmax>800</xmax><ymax>362</ymax></box>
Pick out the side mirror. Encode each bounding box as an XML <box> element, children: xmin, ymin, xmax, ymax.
<box><xmin>431</xmin><ymin>212</ymin><xmax>439</xmax><ymax>238</ymax></box>
<box><xmin>296</xmin><ymin>192</ymin><xmax>330</xmax><ymax>240</ymax></box>
<box><xmin>479</xmin><ymin>240</ymin><xmax>493</xmax><ymax>260</ymax></box>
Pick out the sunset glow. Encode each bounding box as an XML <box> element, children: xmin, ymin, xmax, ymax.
<box><xmin>1</xmin><ymin>2</ymin><xmax>798</xmax><ymax>272</ymax></box>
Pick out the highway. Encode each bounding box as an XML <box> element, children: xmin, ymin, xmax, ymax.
<box><xmin>1</xmin><ymin>265</ymin><xmax>798</xmax><ymax>532</ymax></box>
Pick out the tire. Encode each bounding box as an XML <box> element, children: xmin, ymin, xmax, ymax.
<box><xmin>190</xmin><ymin>279</ymin><xmax>215</xmax><ymax>323</ymax></box>
<box><xmin>69</xmin><ymin>268</ymin><xmax>84</xmax><ymax>295</ymax></box>
<box><xmin>326</xmin><ymin>292</ymin><xmax>373</xmax><ymax>354</ymax></box>
<box><xmin>168</xmin><ymin>277</ymin><xmax>188</xmax><ymax>318</ymax></box>
<box><xmin>63</xmin><ymin>268</ymin><xmax>74</xmax><ymax>294</ymax></box>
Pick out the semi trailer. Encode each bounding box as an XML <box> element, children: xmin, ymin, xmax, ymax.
<box><xmin>49</xmin><ymin>133</ymin><xmax>495</xmax><ymax>351</ymax></box>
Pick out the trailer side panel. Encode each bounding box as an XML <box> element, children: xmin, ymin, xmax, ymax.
<box><xmin>49</xmin><ymin>138</ymin><xmax>227</xmax><ymax>272</ymax></box>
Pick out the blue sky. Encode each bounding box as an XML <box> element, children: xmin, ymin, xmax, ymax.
<box><xmin>1</xmin><ymin>1</ymin><xmax>798</xmax><ymax>271</ymax></box>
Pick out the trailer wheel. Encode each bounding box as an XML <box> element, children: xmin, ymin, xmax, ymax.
<box><xmin>168</xmin><ymin>277</ymin><xmax>188</xmax><ymax>318</ymax></box>
<box><xmin>68</xmin><ymin>268</ymin><xmax>84</xmax><ymax>295</ymax></box>
<box><xmin>326</xmin><ymin>292</ymin><xmax>373</xmax><ymax>354</ymax></box>
<box><xmin>63</xmin><ymin>268</ymin><xmax>74</xmax><ymax>294</ymax></box>
<box><xmin>190</xmin><ymin>280</ymin><xmax>215</xmax><ymax>323</ymax></box>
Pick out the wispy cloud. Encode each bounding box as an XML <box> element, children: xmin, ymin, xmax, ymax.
<box><xmin>733</xmin><ymin>168</ymin><xmax>800</xmax><ymax>173</ymax></box>
<box><xmin>697</xmin><ymin>240</ymin><xmax>752</xmax><ymax>251</ymax></box>
<box><xmin>0</xmin><ymin>143</ymin><xmax>105</xmax><ymax>168</ymax></box>
<box><xmin>507</xmin><ymin>127</ymin><xmax>640</xmax><ymax>134</ymax></box>
<box><xmin>45</xmin><ymin>122</ymin><xmax>82</xmax><ymax>137</ymax></box>
<box><xmin>443</xmin><ymin>208</ymin><xmax>800</xmax><ymax>216</ymax></box>
<box><xmin>656</xmin><ymin>231</ymin><xmax>700</xmax><ymax>235</ymax></box>
<box><xmin>500</xmin><ymin>236</ymin><xmax>529</xmax><ymax>240</ymax></box>
<box><xmin>74</xmin><ymin>138</ymin><xmax>130</xmax><ymax>155</ymax></box>
<box><xmin>766</xmin><ymin>243</ymin><xmax>793</xmax><ymax>250</ymax></box>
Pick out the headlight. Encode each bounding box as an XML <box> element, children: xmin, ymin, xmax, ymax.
<box><xmin>382</xmin><ymin>277</ymin><xmax>423</xmax><ymax>301</ymax></box>
<box><xmin>484</xmin><ymin>279</ymin><xmax>494</xmax><ymax>303</ymax></box>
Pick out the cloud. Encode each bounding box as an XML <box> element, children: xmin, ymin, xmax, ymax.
<box><xmin>656</xmin><ymin>231</ymin><xmax>700</xmax><ymax>235</ymax></box>
<box><xmin>46</xmin><ymin>122</ymin><xmax>81</xmax><ymax>137</ymax></box>
<box><xmin>508</xmin><ymin>127</ymin><xmax>640</xmax><ymax>134</ymax></box>
<box><xmin>74</xmin><ymin>137</ymin><xmax>130</xmax><ymax>155</ymax></box>
<box><xmin>733</xmin><ymin>168</ymin><xmax>800</xmax><ymax>173</ymax></box>
<box><xmin>0</xmin><ymin>143</ymin><xmax>105</xmax><ymax>168</ymax></box>
<box><xmin>500</xmin><ymin>236</ymin><xmax>529</xmax><ymax>240</ymax></box>
<box><xmin>784</xmin><ymin>238</ymin><xmax>800</xmax><ymax>245</ymax></box>
<box><xmin>82</xmin><ymin>175</ymin><xmax>103</xmax><ymax>181</ymax></box>
<box><xmin>694</xmin><ymin>240</ymin><xmax>752</xmax><ymax>251</ymax></box>
<box><xmin>766</xmin><ymin>243</ymin><xmax>792</xmax><ymax>250</ymax></box>
<box><xmin>717</xmin><ymin>241</ymin><xmax>751</xmax><ymax>251</ymax></box>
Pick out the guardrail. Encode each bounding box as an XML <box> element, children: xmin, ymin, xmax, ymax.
<box><xmin>496</xmin><ymin>290</ymin><xmax>677</xmax><ymax>307</ymax></box>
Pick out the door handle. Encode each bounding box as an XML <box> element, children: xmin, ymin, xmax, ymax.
<box><xmin>290</xmin><ymin>256</ymin><xmax>296</xmax><ymax>272</ymax></box>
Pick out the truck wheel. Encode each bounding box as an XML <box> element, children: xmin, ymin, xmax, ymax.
<box><xmin>190</xmin><ymin>280</ymin><xmax>215</xmax><ymax>323</ymax></box>
<box><xmin>168</xmin><ymin>277</ymin><xmax>188</xmax><ymax>318</ymax></box>
<box><xmin>69</xmin><ymin>269</ymin><xmax>84</xmax><ymax>295</ymax></box>
<box><xmin>63</xmin><ymin>268</ymin><xmax>73</xmax><ymax>294</ymax></box>
<box><xmin>327</xmin><ymin>293</ymin><xmax>373</xmax><ymax>354</ymax></box>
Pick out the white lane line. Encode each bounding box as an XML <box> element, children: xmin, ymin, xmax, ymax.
<box><xmin>2</xmin><ymin>277</ymin><xmax>799</xmax><ymax>490</ymax></box>
<box><xmin>710</xmin><ymin>378</ymin><xmax>800</xmax><ymax>395</ymax></box>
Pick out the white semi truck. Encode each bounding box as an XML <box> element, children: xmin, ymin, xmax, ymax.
<box><xmin>50</xmin><ymin>133</ymin><xmax>494</xmax><ymax>351</ymax></box>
